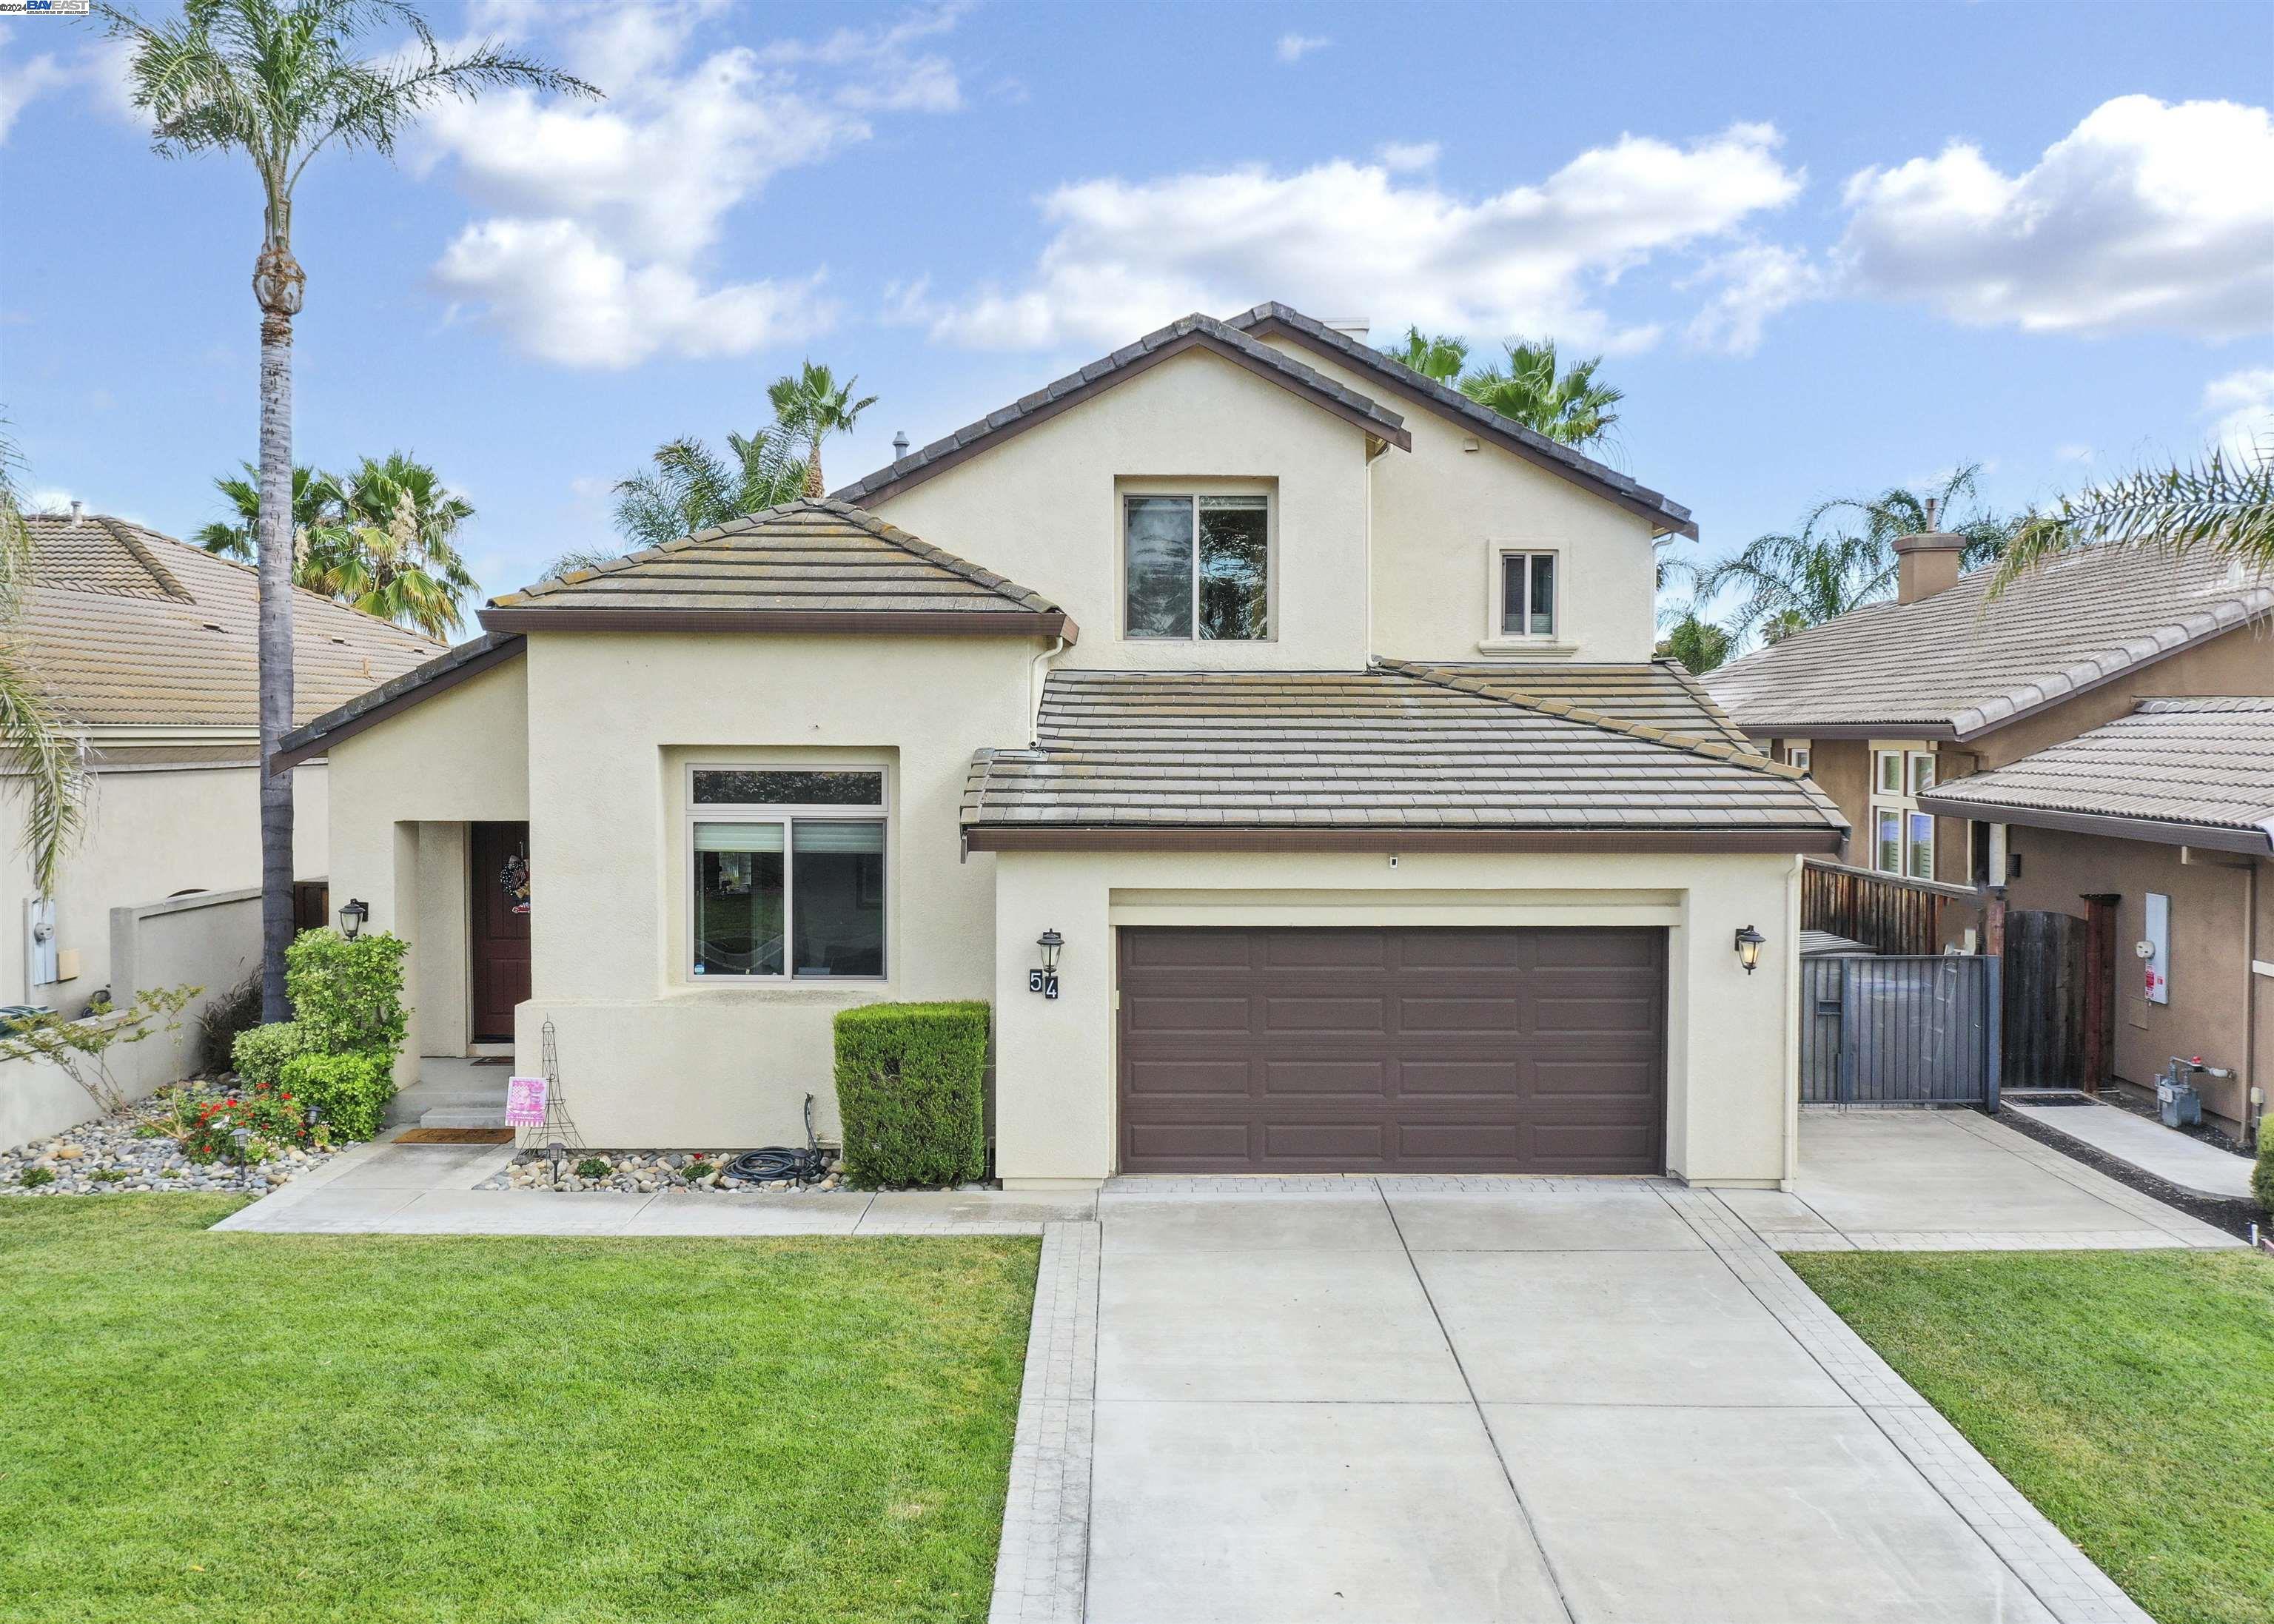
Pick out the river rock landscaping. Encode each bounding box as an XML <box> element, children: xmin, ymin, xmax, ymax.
<box><xmin>2</xmin><ymin>1087</ymin><xmax>346</xmax><ymax>1196</ymax></box>
<box><xmin>480</xmin><ymin>1147</ymin><xmax>847</xmax><ymax>1193</ymax></box>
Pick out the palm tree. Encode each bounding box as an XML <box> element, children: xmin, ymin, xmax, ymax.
<box><xmin>304</xmin><ymin>454</ymin><xmax>477</xmax><ymax>638</ymax></box>
<box><xmin>191</xmin><ymin>462</ymin><xmax>329</xmax><ymax>561</ymax></box>
<box><xmin>1654</xmin><ymin>611</ymin><xmax>1731</xmax><ymax>675</ymax></box>
<box><xmin>107</xmin><ymin>0</ymin><xmax>593</xmax><ymax>1020</ymax></box>
<box><xmin>1698</xmin><ymin>465</ymin><xmax>2019</xmax><ymax>645</ymax></box>
<box><xmin>0</xmin><ymin>429</ymin><xmax>87</xmax><ymax>898</ymax></box>
<box><xmin>608</xmin><ymin>426</ymin><xmax>807</xmax><ymax>554</ymax></box>
<box><xmin>1988</xmin><ymin>442</ymin><xmax>2274</xmax><ymax>600</ymax></box>
<box><xmin>1458</xmin><ymin>338</ymin><xmax>1623</xmax><ymax>449</ymax></box>
<box><xmin>1380</xmin><ymin>326</ymin><xmax>1469</xmax><ymax>383</ymax></box>
<box><xmin>768</xmin><ymin>362</ymin><xmax>877</xmax><ymax>497</ymax></box>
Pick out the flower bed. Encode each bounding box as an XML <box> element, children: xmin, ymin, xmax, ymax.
<box><xmin>478</xmin><ymin>1147</ymin><xmax>846</xmax><ymax>1195</ymax></box>
<box><xmin>2</xmin><ymin>1085</ymin><xmax>346</xmax><ymax>1195</ymax></box>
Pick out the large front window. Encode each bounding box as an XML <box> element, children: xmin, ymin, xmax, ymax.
<box><xmin>1124</xmin><ymin>494</ymin><xmax>1270</xmax><ymax>640</ymax></box>
<box><xmin>691</xmin><ymin>768</ymin><xmax>885</xmax><ymax>979</ymax></box>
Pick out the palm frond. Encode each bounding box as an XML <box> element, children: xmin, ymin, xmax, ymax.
<box><xmin>1988</xmin><ymin>443</ymin><xmax>2274</xmax><ymax>600</ymax></box>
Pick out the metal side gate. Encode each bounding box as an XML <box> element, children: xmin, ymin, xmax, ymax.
<box><xmin>1800</xmin><ymin>954</ymin><xmax>2002</xmax><ymax>1109</ymax></box>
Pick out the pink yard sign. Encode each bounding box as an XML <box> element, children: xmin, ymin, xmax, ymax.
<box><xmin>505</xmin><ymin>1076</ymin><xmax>549</xmax><ymax>1127</ymax></box>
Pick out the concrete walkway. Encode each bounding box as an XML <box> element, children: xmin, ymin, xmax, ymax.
<box><xmin>2005</xmin><ymin>1096</ymin><xmax>2258</xmax><ymax>1201</ymax></box>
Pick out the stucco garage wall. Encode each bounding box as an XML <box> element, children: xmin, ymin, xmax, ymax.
<box><xmin>868</xmin><ymin>347</ymin><xmax>1376</xmax><ymax>670</ymax></box>
<box><xmin>323</xmin><ymin>654</ymin><xmax>530</xmax><ymax>1080</ymax></box>
<box><xmin>990</xmin><ymin>849</ymin><xmax>1802</xmax><ymax>1187</ymax></box>
<box><xmin>518</xmin><ymin>630</ymin><xmax>1033</xmax><ymax>1149</ymax></box>
<box><xmin>1251</xmin><ymin>340</ymin><xmax>1661</xmax><ymax>665</ymax></box>
<box><xmin>1</xmin><ymin>760</ymin><xmax>328</xmax><ymax>1013</ymax></box>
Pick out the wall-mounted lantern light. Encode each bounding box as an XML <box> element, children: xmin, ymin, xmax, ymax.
<box><xmin>1029</xmin><ymin>929</ymin><xmax>1063</xmax><ymax>1000</ymax></box>
<box><xmin>338</xmin><ymin>897</ymin><xmax>369</xmax><ymax>940</ymax></box>
<box><xmin>1733</xmin><ymin>925</ymin><xmax>1766</xmax><ymax>975</ymax></box>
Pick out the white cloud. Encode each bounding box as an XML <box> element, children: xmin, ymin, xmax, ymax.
<box><xmin>911</xmin><ymin>124</ymin><xmax>1803</xmax><ymax>353</ymax></box>
<box><xmin>426</xmin><ymin>2</ymin><xmax>962</xmax><ymax>368</ymax></box>
<box><xmin>435</xmin><ymin>218</ymin><xmax>834</xmax><ymax>369</ymax></box>
<box><xmin>2203</xmin><ymin>366</ymin><xmax>2274</xmax><ymax>463</ymax></box>
<box><xmin>0</xmin><ymin>48</ymin><xmax>70</xmax><ymax>144</ymax></box>
<box><xmin>0</xmin><ymin>35</ymin><xmax>136</xmax><ymax>144</ymax></box>
<box><xmin>1682</xmin><ymin>242</ymin><xmax>1825</xmax><ymax>355</ymax></box>
<box><xmin>1377</xmin><ymin>140</ymin><xmax>1439</xmax><ymax>173</ymax></box>
<box><xmin>1838</xmin><ymin>95</ymin><xmax>2274</xmax><ymax>339</ymax></box>
<box><xmin>1276</xmin><ymin>33</ymin><xmax>1330</xmax><ymax>64</ymax></box>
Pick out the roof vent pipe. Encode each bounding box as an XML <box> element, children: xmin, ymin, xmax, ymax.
<box><xmin>69</xmin><ymin>500</ymin><xmax>83</xmax><ymax>527</ymax></box>
<box><xmin>892</xmin><ymin>430</ymin><xmax>910</xmax><ymax>461</ymax></box>
<box><xmin>1321</xmin><ymin>317</ymin><xmax>1371</xmax><ymax>343</ymax></box>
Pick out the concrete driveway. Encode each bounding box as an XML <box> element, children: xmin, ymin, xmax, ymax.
<box><xmin>1081</xmin><ymin>1178</ymin><xmax>2076</xmax><ymax>1624</ymax></box>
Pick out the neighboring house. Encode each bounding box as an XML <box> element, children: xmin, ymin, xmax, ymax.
<box><xmin>281</xmin><ymin>307</ymin><xmax>1844</xmax><ymax>1188</ymax></box>
<box><xmin>1706</xmin><ymin>530</ymin><xmax>2274</xmax><ymax>1133</ymax></box>
<box><xmin>1</xmin><ymin>509</ymin><xmax>443</xmax><ymax>1013</ymax></box>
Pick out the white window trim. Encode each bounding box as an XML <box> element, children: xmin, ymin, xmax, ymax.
<box><xmin>1118</xmin><ymin>483</ymin><xmax>1276</xmax><ymax>644</ymax></box>
<box><xmin>685</xmin><ymin>764</ymin><xmax>890</xmax><ymax>983</ymax></box>
<box><xmin>1785</xmin><ymin>743</ymin><xmax>1812</xmax><ymax>774</ymax></box>
<box><xmin>1478</xmin><ymin>541</ymin><xmax>1576</xmax><ymax>657</ymax></box>
<box><xmin>1866</xmin><ymin>742</ymin><xmax>1938</xmax><ymax>879</ymax></box>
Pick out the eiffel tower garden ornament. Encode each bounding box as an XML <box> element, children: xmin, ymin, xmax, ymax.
<box><xmin>506</xmin><ymin>1020</ymin><xmax>585</xmax><ymax>1174</ymax></box>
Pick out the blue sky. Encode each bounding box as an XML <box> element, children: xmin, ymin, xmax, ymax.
<box><xmin>2</xmin><ymin>0</ymin><xmax>2269</xmax><ymax>628</ymax></box>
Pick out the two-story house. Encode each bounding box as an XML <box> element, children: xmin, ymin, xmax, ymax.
<box><xmin>1706</xmin><ymin>529</ymin><xmax>2274</xmax><ymax>1135</ymax></box>
<box><xmin>277</xmin><ymin>307</ymin><xmax>1844</xmax><ymax>1188</ymax></box>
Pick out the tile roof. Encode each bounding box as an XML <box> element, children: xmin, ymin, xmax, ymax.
<box><xmin>1919</xmin><ymin>698</ymin><xmax>2274</xmax><ymax>853</ymax></box>
<box><xmin>1395</xmin><ymin>661</ymin><xmax>1755</xmax><ymax>748</ymax></box>
<box><xmin>272</xmin><ymin>631</ymin><xmax>525</xmax><ymax>771</ymax></box>
<box><xmin>479</xmin><ymin>497</ymin><xmax>1073</xmax><ymax>637</ymax></box>
<box><xmin>1703</xmin><ymin>545</ymin><xmax>2274</xmax><ymax>739</ymax></box>
<box><xmin>961</xmin><ymin>665</ymin><xmax>1845</xmax><ymax>850</ymax></box>
<box><xmin>1224</xmin><ymin>303</ymin><xmax>1698</xmax><ymax>540</ymax></box>
<box><xmin>830</xmin><ymin>312</ymin><xmax>1412</xmax><ymax>508</ymax></box>
<box><xmin>13</xmin><ymin>513</ymin><xmax>445</xmax><ymax>731</ymax></box>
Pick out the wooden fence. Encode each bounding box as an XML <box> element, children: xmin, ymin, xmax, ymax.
<box><xmin>1800</xmin><ymin>859</ymin><xmax>1980</xmax><ymax>956</ymax></box>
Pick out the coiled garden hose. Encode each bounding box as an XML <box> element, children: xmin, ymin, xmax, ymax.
<box><xmin>729</xmin><ymin>1092</ymin><xmax>833</xmax><ymax>1185</ymax></box>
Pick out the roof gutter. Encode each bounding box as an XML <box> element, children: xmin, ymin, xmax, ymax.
<box><xmin>963</xmin><ymin>826</ymin><xmax>1847</xmax><ymax>855</ymax></box>
<box><xmin>476</xmin><ymin>606</ymin><xmax>1076</xmax><ymax>642</ymax></box>
<box><xmin>1916</xmin><ymin>792</ymin><xmax>2274</xmax><ymax>856</ymax></box>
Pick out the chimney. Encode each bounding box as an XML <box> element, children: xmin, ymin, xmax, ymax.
<box><xmin>1321</xmin><ymin>316</ymin><xmax>1370</xmax><ymax>343</ymax></box>
<box><xmin>892</xmin><ymin>430</ymin><xmax>910</xmax><ymax>462</ymax></box>
<box><xmin>68</xmin><ymin>500</ymin><xmax>83</xmax><ymax>527</ymax></box>
<box><xmin>1893</xmin><ymin>497</ymin><xmax>1964</xmax><ymax>603</ymax></box>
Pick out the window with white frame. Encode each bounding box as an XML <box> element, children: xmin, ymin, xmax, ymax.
<box><xmin>1868</xmin><ymin>748</ymin><xmax>1938</xmax><ymax>879</ymax></box>
<box><xmin>1124</xmin><ymin>494</ymin><xmax>1270</xmax><ymax>640</ymax></box>
<box><xmin>689</xmin><ymin>768</ymin><xmax>885</xmax><ymax>979</ymax></box>
<box><xmin>1496</xmin><ymin>550</ymin><xmax>1558</xmax><ymax>638</ymax></box>
<box><xmin>1785</xmin><ymin>743</ymin><xmax>1811</xmax><ymax>774</ymax></box>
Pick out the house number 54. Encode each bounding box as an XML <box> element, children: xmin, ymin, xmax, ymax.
<box><xmin>1027</xmin><ymin>969</ymin><xmax>1060</xmax><ymax>999</ymax></box>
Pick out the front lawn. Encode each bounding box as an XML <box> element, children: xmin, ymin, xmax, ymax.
<box><xmin>1791</xmin><ymin>1249</ymin><xmax>2274</xmax><ymax>1624</ymax></box>
<box><xmin>1</xmin><ymin>1198</ymin><xmax>1036</xmax><ymax>1623</ymax></box>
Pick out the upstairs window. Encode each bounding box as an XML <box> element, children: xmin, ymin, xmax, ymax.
<box><xmin>1124</xmin><ymin>494</ymin><xmax>1270</xmax><ymax>640</ymax></box>
<box><xmin>1498</xmin><ymin>551</ymin><xmax>1557</xmax><ymax>638</ymax></box>
<box><xmin>690</xmin><ymin>768</ymin><xmax>885</xmax><ymax>981</ymax></box>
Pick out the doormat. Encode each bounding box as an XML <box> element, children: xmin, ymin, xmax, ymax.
<box><xmin>393</xmin><ymin>1127</ymin><xmax>515</xmax><ymax>1145</ymax></box>
<box><xmin>469</xmin><ymin>1056</ymin><xmax>512</xmax><ymax>1067</ymax></box>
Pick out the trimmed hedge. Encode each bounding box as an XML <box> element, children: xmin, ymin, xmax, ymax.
<box><xmin>231</xmin><ymin>1021</ymin><xmax>307</xmax><ymax>1092</ymax></box>
<box><xmin>286</xmin><ymin>929</ymin><xmax>410</xmax><ymax>1064</ymax></box>
<box><xmin>2254</xmin><ymin>1124</ymin><xmax>2273</xmax><ymax>1216</ymax></box>
<box><xmin>834</xmin><ymin>1001</ymin><xmax>989</xmax><ymax>1189</ymax></box>
<box><xmin>280</xmin><ymin>1051</ymin><xmax>396</xmax><ymax>1141</ymax></box>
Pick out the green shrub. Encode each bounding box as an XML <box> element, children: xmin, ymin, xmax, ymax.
<box><xmin>19</xmin><ymin>1167</ymin><xmax>53</xmax><ymax>1188</ymax></box>
<box><xmin>683</xmin><ymin>1161</ymin><xmax>716</xmax><ymax>1181</ymax></box>
<box><xmin>833</xmin><ymin>1001</ymin><xmax>989</xmax><ymax>1189</ymax></box>
<box><xmin>575</xmin><ymin>1158</ymin><xmax>611</xmax><ymax>1181</ymax></box>
<box><xmin>230</xmin><ymin>1021</ymin><xmax>306</xmax><ymax>1090</ymax></box>
<box><xmin>178</xmin><ymin>1087</ymin><xmax>309</xmax><ymax>1165</ymax></box>
<box><xmin>278</xmin><ymin>1051</ymin><xmax>395</xmax><ymax>1141</ymax></box>
<box><xmin>2254</xmin><ymin>1124</ymin><xmax>2273</xmax><ymax>1215</ymax></box>
<box><xmin>285</xmin><ymin>929</ymin><xmax>410</xmax><ymax>1063</ymax></box>
<box><xmin>196</xmin><ymin>973</ymin><xmax>263</xmax><ymax>1076</ymax></box>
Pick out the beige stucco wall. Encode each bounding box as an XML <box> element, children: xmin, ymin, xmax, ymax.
<box><xmin>1</xmin><ymin>759</ymin><xmax>328</xmax><ymax>1013</ymax></box>
<box><xmin>869</xmin><ymin>347</ymin><xmax>1376</xmax><ymax>669</ymax></box>
<box><xmin>1253</xmin><ymin>339</ymin><xmax>1663</xmax><ymax>664</ymax></box>
<box><xmin>990</xmin><ymin>849</ymin><xmax>1802</xmax><ymax>1187</ymax></box>
<box><xmin>323</xmin><ymin>654</ymin><xmax>530</xmax><ymax>1080</ymax></box>
<box><xmin>514</xmin><ymin>629</ymin><xmax>1032</xmax><ymax>1148</ymax></box>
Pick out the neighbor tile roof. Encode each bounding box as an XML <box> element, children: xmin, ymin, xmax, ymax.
<box><xmin>13</xmin><ymin>513</ymin><xmax>445</xmax><ymax>731</ymax></box>
<box><xmin>272</xmin><ymin>631</ymin><xmax>526</xmax><ymax>771</ymax></box>
<box><xmin>831</xmin><ymin>312</ymin><xmax>1412</xmax><ymax>508</ymax></box>
<box><xmin>1703</xmin><ymin>545</ymin><xmax>2274</xmax><ymax>739</ymax></box>
<box><xmin>1225</xmin><ymin>303</ymin><xmax>1698</xmax><ymax>539</ymax></box>
<box><xmin>961</xmin><ymin>665</ymin><xmax>1845</xmax><ymax>846</ymax></box>
<box><xmin>1920</xmin><ymin>698</ymin><xmax>2274</xmax><ymax>853</ymax></box>
<box><xmin>480</xmin><ymin>497</ymin><xmax>1070</xmax><ymax>634</ymax></box>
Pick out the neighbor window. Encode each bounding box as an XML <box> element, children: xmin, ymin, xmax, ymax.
<box><xmin>1498</xmin><ymin>551</ymin><xmax>1557</xmax><ymax>638</ymax></box>
<box><xmin>1124</xmin><ymin>494</ymin><xmax>1270</xmax><ymax>640</ymax></box>
<box><xmin>1876</xmin><ymin>750</ymin><xmax>1905</xmax><ymax>794</ymax></box>
<box><xmin>1906</xmin><ymin>812</ymin><xmax>1936</xmax><ymax>881</ymax></box>
<box><xmin>1908</xmin><ymin>751</ymin><xmax>1936</xmax><ymax>796</ymax></box>
<box><xmin>1874</xmin><ymin>809</ymin><xmax>1903</xmax><ymax>874</ymax></box>
<box><xmin>1867</xmin><ymin>745</ymin><xmax>1937</xmax><ymax>879</ymax></box>
<box><xmin>690</xmin><ymin>769</ymin><xmax>885</xmax><ymax>980</ymax></box>
<box><xmin>1786</xmin><ymin>744</ymin><xmax>1811</xmax><ymax>774</ymax></box>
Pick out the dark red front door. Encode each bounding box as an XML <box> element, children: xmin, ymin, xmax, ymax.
<box><xmin>470</xmin><ymin>821</ymin><xmax>531</xmax><ymax>1042</ymax></box>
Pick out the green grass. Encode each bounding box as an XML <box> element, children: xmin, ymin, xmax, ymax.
<box><xmin>0</xmin><ymin>1198</ymin><xmax>1037</xmax><ymax>1623</ymax></box>
<box><xmin>1791</xmin><ymin>1249</ymin><xmax>2274</xmax><ymax>1624</ymax></box>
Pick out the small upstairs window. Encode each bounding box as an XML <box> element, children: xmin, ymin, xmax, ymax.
<box><xmin>1124</xmin><ymin>494</ymin><xmax>1270</xmax><ymax>640</ymax></box>
<box><xmin>1498</xmin><ymin>551</ymin><xmax>1557</xmax><ymax>638</ymax></box>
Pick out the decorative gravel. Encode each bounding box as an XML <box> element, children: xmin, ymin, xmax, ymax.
<box><xmin>2</xmin><ymin>1088</ymin><xmax>348</xmax><ymax>1196</ymax></box>
<box><xmin>480</xmin><ymin>1147</ymin><xmax>846</xmax><ymax>1195</ymax></box>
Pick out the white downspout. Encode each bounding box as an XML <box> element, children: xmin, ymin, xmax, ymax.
<box><xmin>1028</xmin><ymin>634</ymin><xmax>1066</xmax><ymax>747</ymax></box>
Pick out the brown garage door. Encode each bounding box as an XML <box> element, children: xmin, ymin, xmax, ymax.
<box><xmin>1118</xmin><ymin>927</ymin><xmax>1666</xmax><ymax>1175</ymax></box>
